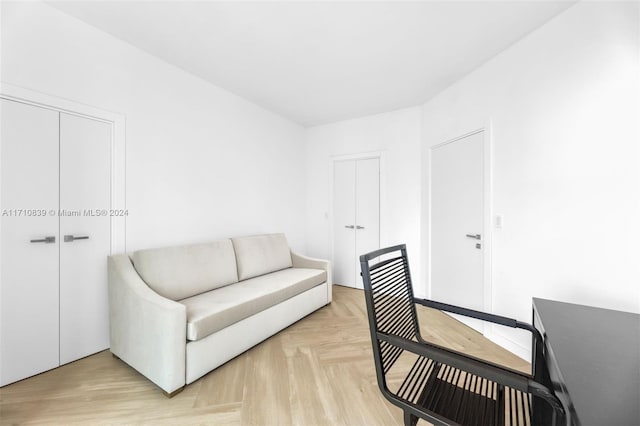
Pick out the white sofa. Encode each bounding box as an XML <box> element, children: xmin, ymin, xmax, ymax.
<box><xmin>108</xmin><ymin>233</ymin><xmax>331</xmax><ymax>396</ymax></box>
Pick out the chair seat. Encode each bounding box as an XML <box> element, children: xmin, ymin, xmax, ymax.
<box><xmin>394</xmin><ymin>355</ymin><xmax>531</xmax><ymax>426</ymax></box>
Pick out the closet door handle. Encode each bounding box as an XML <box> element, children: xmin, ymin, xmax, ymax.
<box><xmin>30</xmin><ymin>236</ymin><xmax>56</xmax><ymax>243</ymax></box>
<box><xmin>344</xmin><ymin>225</ymin><xmax>355</xmax><ymax>229</ymax></box>
<box><xmin>356</xmin><ymin>226</ymin><xmax>365</xmax><ymax>229</ymax></box>
<box><xmin>64</xmin><ymin>235</ymin><xmax>89</xmax><ymax>242</ymax></box>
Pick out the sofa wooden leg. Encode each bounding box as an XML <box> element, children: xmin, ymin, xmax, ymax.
<box><xmin>163</xmin><ymin>386</ymin><xmax>185</xmax><ymax>398</ymax></box>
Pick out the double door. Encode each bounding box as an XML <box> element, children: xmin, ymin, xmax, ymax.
<box><xmin>1</xmin><ymin>99</ymin><xmax>112</xmax><ymax>386</ymax></box>
<box><xmin>333</xmin><ymin>158</ymin><xmax>380</xmax><ymax>289</ymax></box>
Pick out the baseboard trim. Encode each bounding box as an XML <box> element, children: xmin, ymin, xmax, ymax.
<box><xmin>484</xmin><ymin>327</ymin><xmax>531</xmax><ymax>362</ymax></box>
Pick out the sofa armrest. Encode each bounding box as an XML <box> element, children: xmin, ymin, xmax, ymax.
<box><xmin>108</xmin><ymin>254</ymin><xmax>186</xmax><ymax>394</ymax></box>
<box><xmin>291</xmin><ymin>251</ymin><xmax>332</xmax><ymax>303</ymax></box>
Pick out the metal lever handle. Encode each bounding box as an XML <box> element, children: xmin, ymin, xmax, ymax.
<box><xmin>356</xmin><ymin>226</ymin><xmax>365</xmax><ymax>229</ymax></box>
<box><xmin>344</xmin><ymin>225</ymin><xmax>355</xmax><ymax>229</ymax></box>
<box><xmin>64</xmin><ymin>235</ymin><xmax>89</xmax><ymax>242</ymax></box>
<box><xmin>30</xmin><ymin>236</ymin><xmax>56</xmax><ymax>243</ymax></box>
<box><xmin>465</xmin><ymin>234</ymin><xmax>481</xmax><ymax>240</ymax></box>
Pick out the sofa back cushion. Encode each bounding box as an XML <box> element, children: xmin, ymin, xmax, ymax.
<box><xmin>232</xmin><ymin>234</ymin><xmax>292</xmax><ymax>281</ymax></box>
<box><xmin>132</xmin><ymin>239</ymin><xmax>238</xmax><ymax>300</ymax></box>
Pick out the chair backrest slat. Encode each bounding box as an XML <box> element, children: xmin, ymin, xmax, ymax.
<box><xmin>360</xmin><ymin>245</ymin><xmax>421</xmax><ymax>375</ymax></box>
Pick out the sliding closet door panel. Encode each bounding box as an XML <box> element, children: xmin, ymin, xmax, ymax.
<box><xmin>333</xmin><ymin>161</ymin><xmax>357</xmax><ymax>287</ymax></box>
<box><xmin>355</xmin><ymin>158</ymin><xmax>380</xmax><ymax>289</ymax></box>
<box><xmin>0</xmin><ymin>99</ymin><xmax>60</xmax><ymax>386</ymax></box>
<box><xmin>59</xmin><ymin>113</ymin><xmax>111</xmax><ymax>364</ymax></box>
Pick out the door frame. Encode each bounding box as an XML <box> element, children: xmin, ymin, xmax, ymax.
<box><xmin>0</xmin><ymin>82</ymin><xmax>126</xmax><ymax>255</ymax></box>
<box><xmin>329</xmin><ymin>151</ymin><xmax>385</xmax><ymax>288</ymax></box>
<box><xmin>427</xmin><ymin>127</ymin><xmax>493</xmax><ymax>328</ymax></box>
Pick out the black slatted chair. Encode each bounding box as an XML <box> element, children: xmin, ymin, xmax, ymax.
<box><xmin>359</xmin><ymin>244</ymin><xmax>564</xmax><ymax>426</ymax></box>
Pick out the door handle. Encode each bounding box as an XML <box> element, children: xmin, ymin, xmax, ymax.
<box><xmin>465</xmin><ymin>234</ymin><xmax>481</xmax><ymax>240</ymax></box>
<box><xmin>30</xmin><ymin>236</ymin><xmax>56</xmax><ymax>243</ymax></box>
<box><xmin>356</xmin><ymin>226</ymin><xmax>365</xmax><ymax>229</ymax></box>
<box><xmin>64</xmin><ymin>235</ymin><xmax>89</xmax><ymax>242</ymax></box>
<box><xmin>344</xmin><ymin>225</ymin><xmax>355</xmax><ymax>229</ymax></box>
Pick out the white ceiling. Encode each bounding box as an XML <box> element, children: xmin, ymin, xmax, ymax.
<box><xmin>48</xmin><ymin>1</ymin><xmax>575</xmax><ymax>127</ymax></box>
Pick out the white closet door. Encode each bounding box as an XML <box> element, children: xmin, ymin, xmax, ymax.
<box><xmin>0</xmin><ymin>99</ymin><xmax>60</xmax><ymax>386</ymax></box>
<box><xmin>59</xmin><ymin>113</ymin><xmax>111</xmax><ymax>364</ymax></box>
<box><xmin>333</xmin><ymin>161</ymin><xmax>356</xmax><ymax>287</ymax></box>
<box><xmin>333</xmin><ymin>157</ymin><xmax>380</xmax><ymax>289</ymax></box>
<box><xmin>354</xmin><ymin>158</ymin><xmax>380</xmax><ymax>289</ymax></box>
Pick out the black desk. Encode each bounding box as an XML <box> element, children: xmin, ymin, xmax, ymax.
<box><xmin>533</xmin><ymin>298</ymin><xmax>640</xmax><ymax>426</ymax></box>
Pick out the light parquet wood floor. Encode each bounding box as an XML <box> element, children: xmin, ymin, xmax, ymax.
<box><xmin>0</xmin><ymin>286</ymin><xmax>529</xmax><ymax>425</ymax></box>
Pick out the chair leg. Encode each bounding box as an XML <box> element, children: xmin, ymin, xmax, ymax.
<box><xmin>404</xmin><ymin>411</ymin><xmax>418</xmax><ymax>426</ymax></box>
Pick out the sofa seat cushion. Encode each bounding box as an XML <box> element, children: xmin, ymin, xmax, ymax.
<box><xmin>180</xmin><ymin>268</ymin><xmax>327</xmax><ymax>341</ymax></box>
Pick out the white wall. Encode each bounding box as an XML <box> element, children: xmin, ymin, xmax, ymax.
<box><xmin>421</xmin><ymin>1</ymin><xmax>640</xmax><ymax>357</ymax></box>
<box><xmin>305</xmin><ymin>107</ymin><xmax>423</xmax><ymax>293</ymax></box>
<box><xmin>1</xmin><ymin>1</ymin><xmax>307</xmax><ymax>252</ymax></box>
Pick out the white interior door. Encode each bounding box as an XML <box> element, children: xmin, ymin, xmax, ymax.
<box><xmin>430</xmin><ymin>131</ymin><xmax>484</xmax><ymax>332</ymax></box>
<box><xmin>333</xmin><ymin>157</ymin><xmax>380</xmax><ymax>289</ymax></box>
<box><xmin>0</xmin><ymin>99</ymin><xmax>60</xmax><ymax>386</ymax></box>
<box><xmin>59</xmin><ymin>113</ymin><xmax>112</xmax><ymax>364</ymax></box>
<box><xmin>355</xmin><ymin>158</ymin><xmax>380</xmax><ymax>289</ymax></box>
<box><xmin>333</xmin><ymin>161</ymin><xmax>356</xmax><ymax>287</ymax></box>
